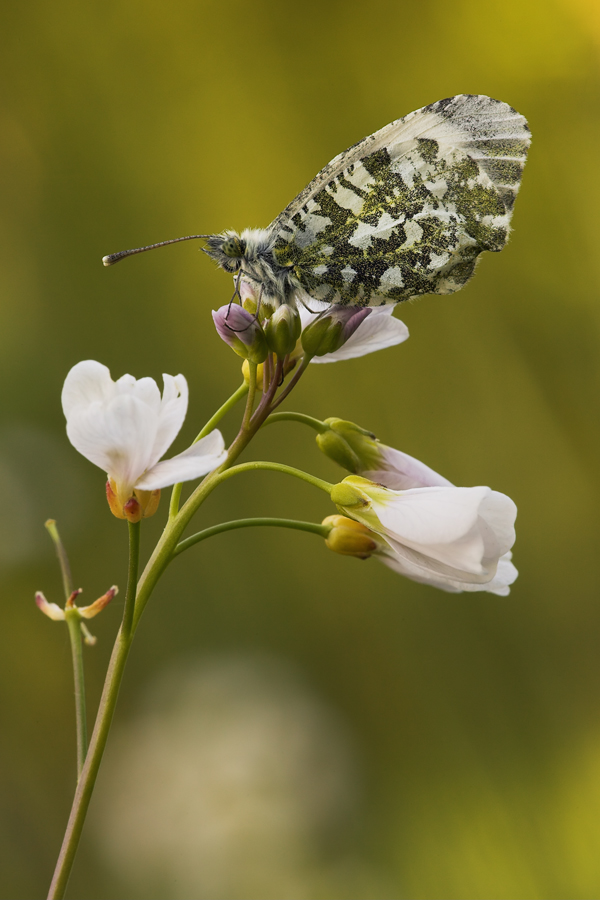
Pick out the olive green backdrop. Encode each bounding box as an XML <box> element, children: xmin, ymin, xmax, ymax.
<box><xmin>1</xmin><ymin>1</ymin><xmax>599</xmax><ymax>897</ymax></box>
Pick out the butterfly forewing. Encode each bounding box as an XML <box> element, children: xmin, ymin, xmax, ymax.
<box><xmin>271</xmin><ymin>95</ymin><xmax>530</xmax><ymax>308</ymax></box>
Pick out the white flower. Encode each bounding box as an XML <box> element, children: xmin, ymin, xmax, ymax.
<box><xmin>62</xmin><ymin>360</ymin><xmax>227</xmax><ymax>519</ymax></box>
<box><xmin>298</xmin><ymin>304</ymin><xmax>409</xmax><ymax>363</ymax></box>
<box><xmin>330</xmin><ymin>475</ymin><xmax>518</xmax><ymax>595</ymax></box>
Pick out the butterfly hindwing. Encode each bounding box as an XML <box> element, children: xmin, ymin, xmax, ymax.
<box><xmin>271</xmin><ymin>95</ymin><xmax>530</xmax><ymax>307</ymax></box>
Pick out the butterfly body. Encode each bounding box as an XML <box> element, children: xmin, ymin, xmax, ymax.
<box><xmin>202</xmin><ymin>94</ymin><xmax>530</xmax><ymax>310</ymax></box>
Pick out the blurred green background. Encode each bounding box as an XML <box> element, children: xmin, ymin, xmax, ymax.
<box><xmin>1</xmin><ymin>0</ymin><xmax>600</xmax><ymax>897</ymax></box>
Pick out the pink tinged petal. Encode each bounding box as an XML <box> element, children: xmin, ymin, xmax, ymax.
<box><xmin>150</xmin><ymin>374</ymin><xmax>189</xmax><ymax>464</ymax></box>
<box><xmin>374</xmin><ymin>486</ymin><xmax>499</xmax><ymax>576</ymax></box>
<box><xmin>239</xmin><ymin>279</ymin><xmax>258</xmax><ymax>305</ymax></box>
<box><xmin>66</xmin><ymin>393</ymin><xmax>159</xmax><ymax>492</ymax></box>
<box><xmin>311</xmin><ymin>307</ymin><xmax>409</xmax><ymax>363</ymax></box>
<box><xmin>61</xmin><ymin>360</ymin><xmax>116</xmax><ymax>418</ymax></box>
<box><xmin>65</xmin><ymin>588</ymin><xmax>83</xmax><ymax>609</ymax></box>
<box><xmin>79</xmin><ymin>585</ymin><xmax>118</xmax><ymax>619</ymax></box>
<box><xmin>212</xmin><ymin>305</ymin><xmax>257</xmax><ymax>346</ymax></box>
<box><xmin>35</xmin><ymin>591</ymin><xmax>65</xmax><ymax>621</ymax></box>
<box><xmin>134</xmin><ymin>430</ymin><xmax>227</xmax><ymax>491</ymax></box>
<box><xmin>362</xmin><ymin>446</ymin><xmax>453</xmax><ymax>490</ymax></box>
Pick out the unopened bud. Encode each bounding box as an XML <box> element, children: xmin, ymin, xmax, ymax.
<box><xmin>242</xmin><ymin>359</ymin><xmax>265</xmax><ymax>388</ymax></box>
<box><xmin>212</xmin><ymin>305</ymin><xmax>268</xmax><ymax>364</ymax></box>
<box><xmin>322</xmin><ymin>515</ymin><xmax>378</xmax><ymax>559</ymax></box>
<box><xmin>238</xmin><ymin>280</ymin><xmax>276</xmax><ymax>319</ymax></box>
<box><xmin>239</xmin><ymin>279</ymin><xmax>258</xmax><ymax>312</ymax></box>
<box><xmin>316</xmin><ymin>431</ymin><xmax>361</xmax><ymax>472</ymax></box>
<box><xmin>265</xmin><ymin>305</ymin><xmax>302</xmax><ymax>357</ymax></box>
<box><xmin>316</xmin><ymin>418</ymin><xmax>381</xmax><ymax>472</ymax></box>
<box><xmin>330</xmin><ymin>481</ymin><xmax>371</xmax><ymax>509</ymax></box>
<box><xmin>301</xmin><ymin>306</ymin><xmax>372</xmax><ymax>358</ymax></box>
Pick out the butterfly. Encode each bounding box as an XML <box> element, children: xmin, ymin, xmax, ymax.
<box><xmin>103</xmin><ymin>94</ymin><xmax>530</xmax><ymax>310</ymax></box>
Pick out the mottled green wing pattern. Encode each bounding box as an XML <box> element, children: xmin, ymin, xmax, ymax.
<box><xmin>271</xmin><ymin>95</ymin><xmax>530</xmax><ymax>307</ymax></box>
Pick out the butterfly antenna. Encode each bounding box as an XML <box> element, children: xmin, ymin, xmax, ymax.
<box><xmin>102</xmin><ymin>234</ymin><xmax>211</xmax><ymax>266</ymax></box>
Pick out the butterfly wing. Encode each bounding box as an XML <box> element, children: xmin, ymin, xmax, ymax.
<box><xmin>270</xmin><ymin>95</ymin><xmax>531</xmax><ymax>307</ymax></box>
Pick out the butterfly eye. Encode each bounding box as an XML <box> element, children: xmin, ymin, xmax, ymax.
<box><xmin>222</xmin><ymin>237</ymin><xmax>246</xmax><ymax>258</ymax></box>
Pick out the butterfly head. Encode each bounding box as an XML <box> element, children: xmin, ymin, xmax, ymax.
<box><xmin>203</xmin><ymin>231</ymin><xmax>247</xmax><ymax>273</ymax></box>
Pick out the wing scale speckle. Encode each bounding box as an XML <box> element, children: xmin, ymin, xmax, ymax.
<box><xmin>270</xmin><ymin>95</ymin><xmax>530</xmax><ymax>307</ymax></box>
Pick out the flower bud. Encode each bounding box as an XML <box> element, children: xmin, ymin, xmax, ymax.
<box><xmin>212</xmin><ymin>305</ymin><xmax>269</xmax><ymax>364</ymax></box>
<box><xmin>239</xmin><ymin>279</ymin><xmax>258</xmax><ymax>312</ymax></box>
<box><xmin>316</xmin><ymin>418</ymin><xmax>381</xmax><ymax>473</ymax></box>
<box><xmin>329</xmin><ymin>479</ymin><xmax>372</xmax><ymax>509</ymax></box>
<box><xmin>301</xmin><ymin>306</ymin><xmax>372</xmax><ymax>358</ymax></box>
<box><xmin>242</xmin><ymin>359</ymin><xmax>265</xmax><ymax>388</ymax></box>
<box><xmin>265</xmin><ymin>305</ymin><xmax>302</xmax><ymax>358</ymax></box>
<box><xmin>322</xmin><ymin>515</ymin><xmax>379</xmax><ymax>559</ymax></box>
<box><xmin>238</xmin><ymin>279</ymin><xmax>276</xmax><ymax>319</ymax></box>
<box><xmin>329</xmin><ymin>476</ymin><xmax>388</xmax><ymax>535</ymax></box>
<box><xmin>316</xmin><ymin>431</ymin><xmax>361</xmax><ymax>472</ymax></box>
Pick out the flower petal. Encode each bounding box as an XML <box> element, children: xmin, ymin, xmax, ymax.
<box><xmin>61</xmin><ymin>360</ymin><xmax>116</xmax><ymax>418</ymax></box>
<box><xmin>373</xmin><ymin>486</ymin><xmax>506</xmax><ymax>576</ymax></box>
<box><xmin>116</xmin><ymin>374</ymin><xmax>161</xmax><ymax>411</ymax></box>
<box><xmin>35</xmin><ymin>591</ymin><xmax>65</xmax><ymax>620</ymax></box>
<box><xmin>66</xmin><ymin>393</ymin><xmax>159</xmax><ymax>491</ymax></box>
<box><xmin>310</xmin><ymin>306</ymin><xmax>409</xmax><ymax>363</ymax></box>
<box><xmin>150</xmin><ymin>374</ymin><xmax>189</xmax><ymax>465</ymax></box>
<box><xmin>379</xmin><ymin>546</ymin><xmax>518</xmax><ymax>594</ymax></box>
<box><xmin>135</xmin><ymin>430</ymin><xmax>227</xmax><ymax>490</ymax></box>
<box><xmin>477</xmin><ymin>491</ymin><xmax>517</xmax><ymax>556</ymax></box>
<box><xmin>362</xmin><ymin>446</ymin><xmax>453</xmax><ymax>490</ymax></box>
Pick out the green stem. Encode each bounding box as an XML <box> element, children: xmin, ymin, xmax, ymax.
<box><xmin>64</xmin><ymin>611</ymin><xmax>87</xmax><ymax>780</ymax></box>
<box><xmin>195</xmin><ymin>382</ymin><xmax>249</xmax><ymax>442</ymax></box>
<box><xmin>121</xmin><ymin>522</ymin><xmax>140</xmax><ymax>639</ymax></box>
<box><xmin>263</xmin><ymin>411</ymin><xmax>328</xmax><ymax>432</ymax></box>
<box><xmin>47</xmin><ymin>520</ymin><xmax>141</xmax><ymax>899</ymax></box>
<box><xmin>169</xmin><ymin>382</ymin><xmax>249</xmax><ymax>519</ymax></box>
<box><xmin>217</xmin><ymin>460</ymin><xmax>334</xmax><ymax>495</ymax></box>
<box><xmin>174</xmin><ymin>516</ymin><xmax>331</xmax><ymax>556</ymax></box>
<box><xmin>131</xmin><ymin>367</ymin><xmax>295</xmax><ymax>633</ymax></box>
<box><xmin>44</xmin><ymin>521</ymin><xmax>88</xmax><ymax>782</ymax></box>
<box><xmin>45</xmin><ymin>519</ymin><xmax>73</xmax><ymax>599</ymax></box>
<box><xmin>47</xmin><ymin>626</ymin><xmax>133</xmax><ymax>900</ymax></box>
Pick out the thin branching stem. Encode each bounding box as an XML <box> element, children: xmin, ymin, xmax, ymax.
<box><xmin>173</xmin><ymin>516</ymin><xmax>330</xmax><ymax>556</ymax></box>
